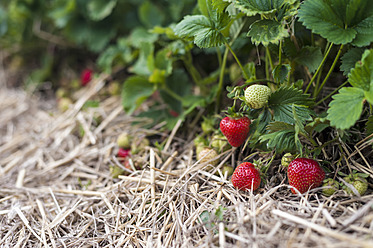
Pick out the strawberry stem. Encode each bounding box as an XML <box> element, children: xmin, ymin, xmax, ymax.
<box><xmin>305</xmin><ymin>42</ymin><xmax>333</xmax><ymax>93</ymax></box>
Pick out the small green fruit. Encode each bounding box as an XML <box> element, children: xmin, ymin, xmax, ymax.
<box><xmin>244</xmin><ymin>84</ymin><xmax>271</xmax><ymax>109</ymax></box>
<box><xmin>58</xmin><ymin>97</ymin><xmax>73</xmax><ymax>112</ymax></box>
<box><xmin>342</xmin><ymin>172</ymin><xmax>369</xmax><ymax>196</ymax></box>
<box><xmin>131</xmin><ymin>137</ymin><xmax>150</xmax><ymax>154</ymax></box>
<box><xmin>221</xmin><ymin>165</ymin><xmax>234</xmax><ymax>177</ymax></box>
<box><xmin>211</xmin><ymin>134</ymin><xmax>229</xmax><ymax>152</ymax></box>
<box><xmin>108</xmin><ymin>81</ymin><xmax>121</xmax><ymax>96</ymax></box>
<box><xmin>201</xmin><ymin>117</ymin><xmax>215</xmax><ymax>134</ymax></box>
<box><xmin>197</xmin><ymin>147</ymin><xmax>219</xmax><ymax>166</ymax></box>
<box><xmin>322</xmin><ymin>178</ymin><xmax>339</xmax><ymax>196</ymax></box>
<box><xmin>110</xmin><ymin>165</ymin><xmax>125</xmax><ymax>178</ymax></box>
<box><xmin>281</xmin><ymin>153</ymin><xmax>294</xmax><ymax>167</ymax></box>
<box><xmin>117</xmin><ymin>133</ymin><xmax>131</xmax><ymax>149</ymax></box>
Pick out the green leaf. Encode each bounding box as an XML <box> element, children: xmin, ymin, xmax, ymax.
<box><xmin>87</xmin><ymin>0</ymin><xmax>117</xmax><ymax>21</ymax></box>
<box><xmin>327</xmin><ymin>87</ymin><xmax>365</xmax><ymax>130</ymax></box>
<box><xmin>243</xmin><ymin>62</ymin><xmax>256</xmax><ymax>81</ymax></box>
<box><xmin>97</xmin><ymin>38</ymin><xmax>134</xmax><ymax>72</ymax></box>
<box><xmin>121</xmin><ymin>76</ymin><xmax>155</xmax><ymax>114</ymax></box>
<box><xmin>298</xmin><ymin>0</ymin><xmax>373</xmax><ymax>46</ymax></box>
<box><xmin>139</xmin><ymin>1</ymin><xmax>165</xmax><ymax>28</ymax></box>
<box><xmin>129</xmin><ymin>27</ymin><xmax>159</xmax><ymax>49</ymax></box>
<box><xmin>212</xmin><ymin>0</ymin><xmax>231</xmax><ymax>13</ymax></box>
<box><xmin>272</xmin><ymin>64</ymin><xmax>290</xmax><ymax>84</ymax></box>
<box><xmin>268</xmin><ymin>86</ymin><xmax>314</xmax><ymax>124</ymax></box>
<box><xmin>348</xmin><ymin>49</ymin><xmax>373</xmax><ymax>92</ymax></box>
<box><xmin>247</xmin><ymin>19</ymin><xmax>288</xmax><ymax>46</ymax></box>
<box><xmin>294</xmin><ymin>46</ymin><xmax>323</xmax><ymax>73</ymax></box>
<box><xmin>292</xmin><ymin>105</ymin><xmax>306</xmax><ymax>155</ymax></box>
<box><xmin>130</xmin><ymin>42</ymin><xmax>154</xmax><ymax>76</ymax></box>
<box><xmin>365</xmin><ymin>115</ymin><xmax>373</xmax><ymax>136</ymax></box>
<box><xmin>340</xmin><ymin>47</ymin><xmax>365</xmax><ymax>76</ymax></box>
<box><xmin>155</xmin><ymin>48</ymin><xmax>173</xmax><ymax>76</ymax></box>
<box><xmin>230</xmin><ymin>0</ymin><xmax>285</xmax><ymax>16</ymax></box>
<box><xmin>259</xmin><ymin>121</ymin><xmax>297</xmax><ymax>153</ymax></box>
<box><xmin>48</xmin><ymin>0</ymin><xmax>76</xmax><ymax>28</ymax></box>
<box><xmin>174</xmin><ymin>2</ymin><xmax>231</xmax><ymax>48</ymax></box>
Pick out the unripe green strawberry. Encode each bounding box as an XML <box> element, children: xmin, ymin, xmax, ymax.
<box><xmin>110</xmin><ymin>165</ymin><xmax>125</xmax><ymax>178</ymax></box>
<box><xmin>231</xmin><ymin>162</ymin><xmax>261</xmax><ymax>191</ymax></box>
<box><xmin>353</xmin><ymin>179</ymin><xmax>368</xmax><ymax>196</ymax></box>
<box><xmin>58</xmin><ymin>97</ymin><xmax>73</xmax><ymax>112</ymax></box>
<box><xmin>211</xmin><ymin>134</ymin><xmax>229</xmax><ymax>152</ymax></box>
<box><xmin>322</xmin><ymin>178</ymin><xmax>339</xmax><ymax>196</ymax></box>
<box><xmin>244</xmin><ymin>84</ymin><xmax>271</xmax><ymax>109</ymax></box>
<box><xmin>221</xmin><ymin>165</ymin><xmax>234</xmax><ymax>177</ymax></box>
<box><xmin>131</xmin><ymin>137</ymin><xmax>149</xmax><ymax>154</ymax></box>
<box><xmin>108</xmin><ymin>81</ymin><xmax>121</xmax><ymax>96</ymax></box>
<box><xmin>281</xmin><ymin>153</ymin><xmax>294</xmax><ymax>167</ymax></box>
<box><xmin>287</xmin><ymin>158</ymin><xmax>325</xmax><ymax>194</ymax></box>
<box><xmin>201</xmin><ymin>117</ymin><xmax>215</xmax><ymax>134</ymax></box>
<box><xmin>343</xmin><ymin>175</ymin><xmax>368</xmax><ymax>196</ymax></box>
<box><xmin>197</xmin><ymin>147</ymin><xmax>219</xmax><ymax>166</ymax></box>
<box><xmin>117</xmin><ymin>132</ymin><xmax>131</xmax><ymax>149</ymax></box>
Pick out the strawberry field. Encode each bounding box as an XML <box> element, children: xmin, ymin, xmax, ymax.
<box><xmin>1</xmin><ymin>0</ymin><xmax>373</xmax><ymax>247</ymax></box>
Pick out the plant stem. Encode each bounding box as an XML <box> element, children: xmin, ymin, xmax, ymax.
<box><xmin>309</xmin><ymin>137</ymin><xmax>339</xmax><ymax>153</ymax></box>
<box><xmin>305</xmin><ymin>42</ymin><xmax>333</xmax><ymax>93</ymax></box>
<box><xmin>315</xmin><ymin>44</ymin><xmax>344</xmax><ymax>97</ymax></box>
<box><xmin>183</xmin><ymin>50</ymin><xmax>202</xmax><ymax>86</ymax></box>
<box><xmin>216</xmin><ymin>47</ymin><xmax>229</xmax><ymax>112</ymax></box>
<box><xmin>162</xmin><ymin>86</ymin><xmax>184</xmax><ymax>102</ymax></box>
<box><xmin>224</xmin><ymin>41</ymin><xmax>250</xmax><ymax>80</ymax></box>
<box><xmin>266</xmin><ymin>46</ymin><xmax>274</xmax><ymax>72</ymax></box>
<box><xmin>278</xmin><ymin>40</ymin><xmax>283</xmax><ymax>65</ymax></box>
<box><xmin>216</xmin><ymin>47</ymin><xmax>223</xmax><ymax>67</ymax></box>
<box><xmin>315</xmin><ymin>80</ymin><xmax>349</xmax><ymax>106</ymax></box>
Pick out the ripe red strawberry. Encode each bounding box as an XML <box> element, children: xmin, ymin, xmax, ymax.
<box><xmin>80</xmin><ymin>69</ymin><xmax>93</xmax><ymax>86</ymax></box>
<box><xmin>287</xmin><ymin>158</ymin><xmax>325</xmax><ymax>194</ymax></box>
<box><xmin>117</xmin><ymin>148</ymin><xmax>131</xmax><ymax>158</ymax></box>
<box><xmin>220</xmin><ymin>116</ymin><xmax>251</xmax><ymax>147</ymax></box>
<box><xmin>231</xmin><ymin>162</ymin><xmax>261</xmax><ymax>191</ymax></box>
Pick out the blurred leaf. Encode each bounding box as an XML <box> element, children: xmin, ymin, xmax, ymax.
<box><xmin>122</xmin><ymin>76</ymin><xmax>155</xmax><ymax>114</ymax></box>
<box><xmin>341</xmin><ymin>47</ymin><xmax>365</xmax><ymax>76</ymax></box>
<box><xmin>0</xmin><ymin>6</ymin><xmax>8</xmax><ymax>36</ymax></box>
<box><xmin>130</xmin><ymin>42</ymin><xmax>154</xmax><ymax>76</ymax></box>
<box><xmin>97</xmin><ymin>38</ymin><xmax>133</xmax><ymax>72</ymax></box>
<box><xmin>327</xmin><ymin>87</ymin><xmax>365</xmax><ymax>130</ymax></box>
<box><xmin>247</xmin><ymin>19</ymin><xmax>288</xmax><ymax>46</ymax></box>
<box><xmin>155</xmin><ymin>48</ymin><xmax>173</xmax><ymax>76</ymax></box>
<box><xmin>48</xmin><ymin>0</ymin><xmax>75</xmax><ymax>28</ymax></box>
<box><xmin>129</xmin><ymin>27</ymin><xmax>159</xmax><ymax>49</ymax></box>
<box><xmin>65</xmin><ymin>17</ymin><xmax>116</xmax><ymax>52</ymax></box>
<box><xmin>139</xmin><ymin>1</ymin><xmax>165</xmax><ymax>28</ymax></box>
<box><xmin>298</xmin><ymin>0</ymin><xmax>373</xmax><ymax>46</ymax></box>
<box><xmin>87</xmin><ymin>0</ymin><xmax>117</xmax><ymax>21</ymax></box>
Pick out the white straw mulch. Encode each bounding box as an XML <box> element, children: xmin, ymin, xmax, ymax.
<box><xmin>0</xmin><ymin>75</ymin><xmax>373</xmax><ymax>248</ymax></box>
